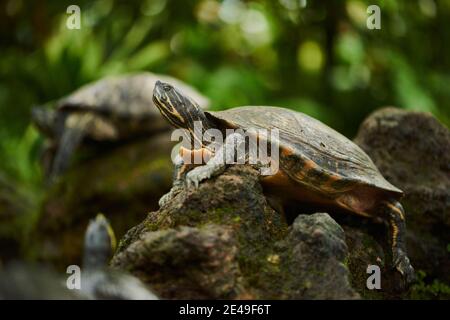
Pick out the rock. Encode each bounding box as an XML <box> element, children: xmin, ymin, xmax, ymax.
<box><xmin>354</xmin><ymin>107</ymin><xmax>450</xmax><ymax>227</ymax></box>
<box><xmin>111</xmin><ymin>165</ymin><xmax>358</xmax><ymax>299</ymax></box>
<box><xmin>354</xmin><ymin>107</ymin><xmax>450</xmax><ymax>298</ymax></box>
<box><xmin>341</xmin><ymin>223</ymin><xmax>391</xmax><ymax>299</ymax></box>
<box><xmin>274</xmin><ymin>213</ymin><xmax>358</xmax><ymax>299</ymax></box>
<box><xmin>30</xmin><ymin>132</ymin><xmax>175</xmax><ymax>270</ymax></box>
<box><xmin>112</xmin><ymin>225</ymin><xmax>244</xmax><ymax>299</ymax></box>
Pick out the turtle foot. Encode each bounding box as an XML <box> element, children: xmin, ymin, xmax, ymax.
<box><xmin>158</xmin><ymin>192</ymin><xmax>172</xmax><ymax>208</ymax></box>
<box><xmin>393</xmin><ymin>249</ymin><xmax>416</xmax><ymax>286</ymax></box>
<box><xmin>158</xmin><ymin>185</ymin><xmax>183</xmax><ymax>208</ymax></box>
<box><xmin>185</xmin><ymin>165</ymin><xmax>216</xmax><ymax>188</ymax></box>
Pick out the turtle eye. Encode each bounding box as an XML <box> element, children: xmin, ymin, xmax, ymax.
<box><xmin>162</xmin><ymin>84</ymin><xmax>173</xmax><ymax>92</ymax></box>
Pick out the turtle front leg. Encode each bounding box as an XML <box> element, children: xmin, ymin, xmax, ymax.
<box><xmin>158</xmin><ymin>154</ymin><xmax>188</xmax><ymax>207</ymax></box>
<box><xmin>186</xmin><ymin>133</ymin><xmax>245</xmax><ymax>188</ymax></box>
<box><xmin>384</xmin><ymin>201</ymin><xmax>416</xmax><ymax>285</ymax></box>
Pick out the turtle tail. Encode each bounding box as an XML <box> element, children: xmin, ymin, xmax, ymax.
<box><xmin>48</xmin><ymin>113</ymin><xmax>94</xmax><ymax>183</ymax></box>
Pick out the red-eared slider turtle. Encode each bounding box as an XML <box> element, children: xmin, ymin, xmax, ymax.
<box><xmin>152</xmin><ymin>81</ymin><xmax>415</xmax><ymax>285</ymax></box>
<box><xmin>31</xmin><ymin>73</ymin><xmax>209</xmax><ymax>181</ymax></box>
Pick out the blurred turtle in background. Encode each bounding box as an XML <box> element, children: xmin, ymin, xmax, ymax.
<box><xmin>0</xmin><ymin>214</ymin><xmax>158</xmax><ymax>300</ymax></box>
<box><xmin>80</xmin><ymin>213</ymin><xmax>158</xmax><ymax>300</ymax></box>
<box><xmin>32</xmin><ymin>72</ymin><xmax>209</xmax><ymax>182</ymax></box>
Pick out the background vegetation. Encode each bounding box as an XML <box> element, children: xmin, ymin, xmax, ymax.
<box><xmin>1</xmin><ymin>0</ymin><xmax>449</xmax><ymax>191</ymax></box>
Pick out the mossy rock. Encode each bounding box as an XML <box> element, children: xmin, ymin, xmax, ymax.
<box><xmin>112</xmin><ymin>166</ymin><xmax>358</xmax><ymax>299</ymax></box>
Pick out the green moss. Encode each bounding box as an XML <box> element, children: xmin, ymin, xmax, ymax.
<box><xmin>343</xmin><ymin>255</ymin><xmax>350</xmax><ymax>267</ymax></box>
<box><xmin>145</xmin><ymin>219</ymin><xmax>161</xmax><ymax>232</ymax></box>
<box><xmin>409</xmin><ymin>270</ymin><xmax>450</xmax><ymax>300</ymax></box>
<box><xmin>182</xmin><ymin>207</ymin><xmax>239</xmax><ymax>226</ymax></box>
<box><xmin>143</xmin><ymin>206</ymin><xmax>243</xmax><ymax>234</ymax></box>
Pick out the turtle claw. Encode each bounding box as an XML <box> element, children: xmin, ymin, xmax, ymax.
<box><xmin>158</xmin><ymin>184</ymin><xmax>183</xmax><ymax>208</ymax></box>
<box><xmin>158</xmin><ymin>192</ymin><xmax>172</xmax><ymax>208</ymax></box>
<box><xmin>185</xmin><ymin>165</ymin><xmax>214</xmax><ymax>189</ymax></box>
<box><xmin>393</xmin><ymin>249</ymin><xmax>416</xmax><ymax>286</ymax></box>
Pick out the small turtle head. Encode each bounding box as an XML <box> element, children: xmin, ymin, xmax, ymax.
<box><xmin>31</xmin><ymin>106</ymin><xmax>57</xmax><ymax>137</ymax></box>
<box><xmin>83</xmin><ymin>213</ymin><xmax>116</xmax><ymax>270</ymax></box>
<box><xmin>153</xmin><ymin>80</ymin><xmax>210</xmax><ymax>131</ymax></box>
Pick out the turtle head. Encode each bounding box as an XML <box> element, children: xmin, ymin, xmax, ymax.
<box><xmin>153</xmin><ymin>80</ymin><xmax>211</xmax><ymax>131</ymax></box>
<box><xmin>31</xmin><ymin>106</ymin><xmax>57</xmax><ymax>137</ymax></box>
<box><xmin>83</xmin><ymin>213</ymin><xmax>116</xmax><ymax>270</ymax></box>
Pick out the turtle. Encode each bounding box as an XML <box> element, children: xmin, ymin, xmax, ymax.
<box><xmin>152</xmin><ymin>80</ymin><xmax>416</xmax><ymax>285</ymax></box>
<box><xmin>31</xmin><ymin>72</ymin><xmax>209</xmax><ymax>182</ymax></box>
<box><xmin>80</xmin><ymin>213</ymin><xmax>159</xmax><ymax>300</ymax></box>
<box><xmin>0</xmin><ymin>214</ymin><xmax>158</xmax><ymax>300</ymax></box>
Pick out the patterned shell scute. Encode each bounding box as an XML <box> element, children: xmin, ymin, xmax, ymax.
<box><xmin>208</xmin><ymin>106</ymin><xmax>402</xmax><ymax>194</ymax></box>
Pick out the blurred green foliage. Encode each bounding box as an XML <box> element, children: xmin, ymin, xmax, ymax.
<box><xmin>410</xmin><ymin>270</ymin><xmax>450</xmax><ymax>299</ymax></box>
<box><xmin>0</xmin><ymin>0</ymin><xmax>449</xmax><ymax>189</ymax></box>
